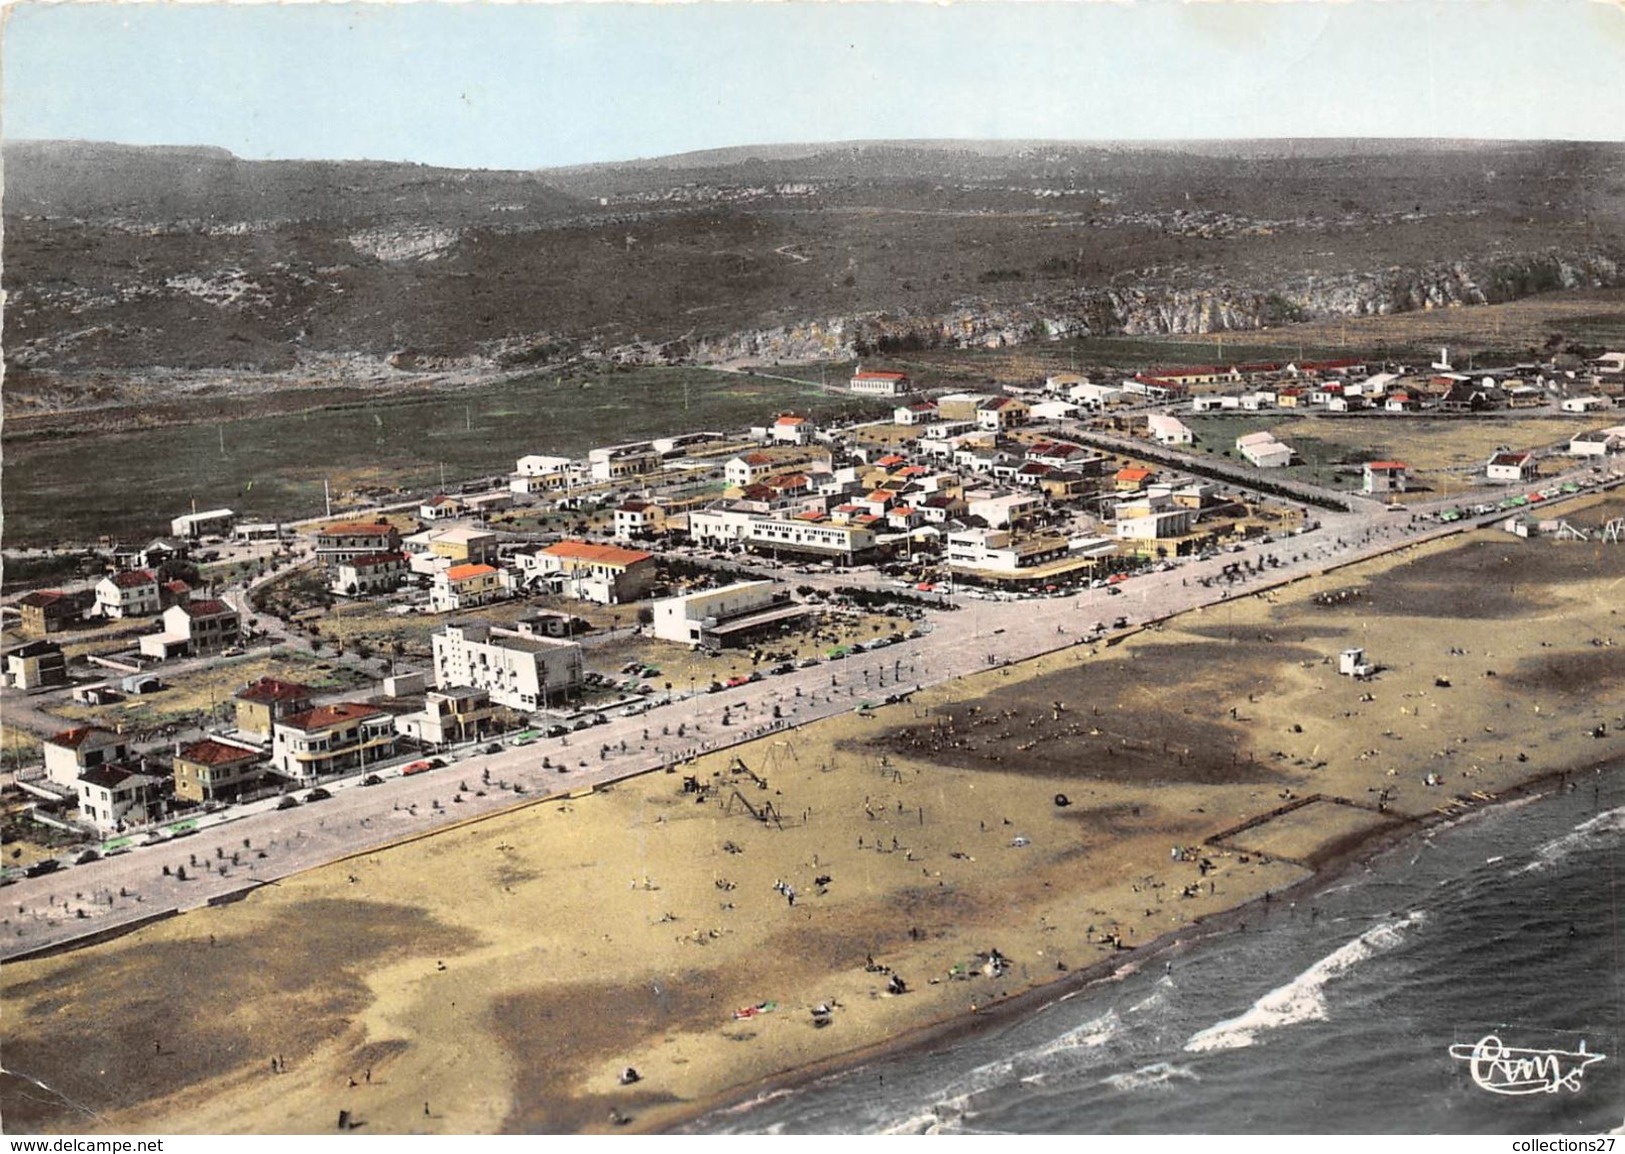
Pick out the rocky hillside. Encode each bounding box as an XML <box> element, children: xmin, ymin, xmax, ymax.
<box><xmin>5</xmin><ymin>139</ymin><xmax>1623</xmax><ymax>393</ymax></box>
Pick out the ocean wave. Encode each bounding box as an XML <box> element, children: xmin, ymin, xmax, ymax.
<box><xmin>1102</xmin><ymin>1062</ymin><xmax>1200</xmax><ymax>1091</ymax></box>
<box><xmin>1183</xmin><ymin>911</ymin><xmax>1428</xmax><ymax>1053</ymax></box>
<box><xmin>1516</xmin><ymin>805</ymin><xmax>1625</xmax><ymax>875</ymax></box>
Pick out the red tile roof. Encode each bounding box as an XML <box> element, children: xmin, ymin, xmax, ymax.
<box><xmin>182</xmin><ymin>599</ymin><xmax>235</xmax><ymax>618</ymax></box>
<box><xmin>280</xmin><ymin>702</ymin><xmax>390</xmax><ymax>732</ymax></box>
<box><xmin>236</xmin><ymin>677</ymin><xmax>315</xmax><ymax>705</ymax></box>
<box><xmin>542</xmin><ymin>540</ymin><xmax>653</xmax><ymax>566</ymax></box>
<box><xmin>48</xmin><ymin>726</ymin><xmax>119</xmax><ymax>749</ymax></box>
<box><xmin>855</xmin><ymin>370</ymin><xmax>909</xmax><ymax>381</ymax></box>
<box><xmin>446</xmin><ymin>563</ymin><xmax>499</xmax><ymax>581</ymax></box>
<box><xmin>178</xmin><ymin>739</ymin><xmax>260</xmax><ymax>766</ymax></box>
<box><xmin>111</xmin><ymin>569</ymin><xmax>157</xmax><ymax>588</ymax></box>
<box><xmin>320</xmin><ymin>521</ymin><xmax>395</xmax><ymax>536</ymax></box>
<box><xmin>19</xmin><ymin>590</ymin><xmax>69</xmax><ymax>609</ymax></box>
<box><xmin>1366</xmin><ymin>461</ymin><xmax>1409</xmax><ymax>471</ymax></box>
<box><xmin>348</xmin><ymin>552</ymin><xmax>405</xmax><ymax>568</ymax></box>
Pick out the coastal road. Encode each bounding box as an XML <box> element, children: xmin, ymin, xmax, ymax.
<box><xmin>3</xmin><ymin>469</ymin><xmax>1616</xmax><ymax>960</ymax></box>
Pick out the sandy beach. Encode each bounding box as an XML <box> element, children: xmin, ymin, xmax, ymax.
<box><xmin>4</xmin><ymin>500</ymin><xmax>1623</xmax><ymax>1134</ymax></box>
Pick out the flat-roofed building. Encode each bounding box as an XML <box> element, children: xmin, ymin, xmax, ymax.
<box><xmin>170</xmin><ymin>508</ymin><xmax>235</xmax><ymax>539</ymax></box>
<box><xmin>315</xmin><ymin>522</ymin><xmax>402</xmax><ymax>568</ymax></box>
<box><xmin>431</xmin><ymin>622</ymin><xmax>584</xmax><ymax>711</ymax></box>
<box><xmin>651</xmin><ymin>581</ymin><xmax>802</xmax><ymax>649</ymax></box>
<box><xmin>6</xmin><ymin>640</ymin><xmax>68</xmax><ymax>690</ymax></box>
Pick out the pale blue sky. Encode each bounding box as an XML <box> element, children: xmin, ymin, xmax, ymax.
<box><xmin>4</xmin><ymin>1</ymin><xmax>1623</xmax><ymax>170</ymax></box>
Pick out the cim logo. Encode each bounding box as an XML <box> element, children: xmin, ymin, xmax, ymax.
<box><xmin>1449</xmin><ymin>1035</ymin><xmax>1606</xmax><ymax>1096</ymax></box>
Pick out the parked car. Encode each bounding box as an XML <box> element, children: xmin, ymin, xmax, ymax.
<box><xmin>361</xmin><ymin>774</ymin><xmax>384</xmax><ymax>787</ymax></box>
<box><xmin>276</xmin><ymin>795</ymin><xmax>300</xmax><ymax>811</ymax></box>
<box><xmin>304</xmin><ymin>787</ymin><xmax>332</xmax><ymax>803</ymax></box>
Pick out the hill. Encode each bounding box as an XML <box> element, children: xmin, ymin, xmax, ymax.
<box><xmin>4</xmin><ymin>137</ymin><xmax>1623</xmax><ymax>408</ymax></box>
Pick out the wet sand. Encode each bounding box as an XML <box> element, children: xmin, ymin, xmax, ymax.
<box><xmin>3</xmin><ymin>520</ymin><xmax>1622</xmax><ymax>1134</ymax></box>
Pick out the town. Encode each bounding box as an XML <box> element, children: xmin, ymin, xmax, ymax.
<box><xmin>3</xmin><ymin>345</ymin><xmax>1623</xmax><ymax>906</ymax></box>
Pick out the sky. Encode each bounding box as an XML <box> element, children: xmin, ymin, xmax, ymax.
<box><xmin>4</xmin><ymin>0</ymin><xmax>1624</xmax><ymax>171</ymax></box>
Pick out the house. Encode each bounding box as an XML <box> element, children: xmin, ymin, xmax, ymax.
<box><xmin>1385</xmin><ymin>393</ymin><xmax>1421</xmax><ymax>413</ymax></box>
<box><xmin>430</xmin><ymin>563</ymin><xmax>509</xmax><ymax>613</ymax></box>
<box><xmin>6</xmin><ymin>640</ymin><xmax>68</xmax><ymax>690</ymax></box>
<box><xmin>420</xmin><ymin>494</ymin><xmax>467</xmax><ymax>521</ymax></box>
<box><xmin>76</xmin><ymin>763</ymin><xmax>167</xmax><ymax>832</ymax></box>
<box><xmin>530</xmin><ymin>541</ymin><xmax>656</xmax><ymax>605</ymax></box>
<box><xmin>1486</xmin><ymin>450</ymin><xmax>1538</xmax><ymax>483</ymax></box>
<box><xmin>1026</xmin><ymin>441</ymin><xmax>1103</xmax><ymax>472</ymax></box>
<box><xmin>1362</xmin><ymin>461</ymin><xmax>1410</xmax><ymax>495</ymax></box>
<box><xmin>170</xmin><ymin>508</ymin><xmax>235</xmax><ymax>539</ymax></box>
<box><xmin>431</xmin><ymin>622</ymin><xmax>584</xmax><ymax>711</ymax></box>
<box><xmin>723</xmin><ymin>447</ymin><xmax>831</xmax><ymax>488</ymax></box>
<box><xmin>1568</xmin><ymin>427</ymin><xmax>1625</xmax><ymax>457</ymax></box>
<box><xmin>614</xmin><ymin>500</ymin><xmax>668</xmax><ymax>541</ymax></box>
<box><xmin>173</xmin><ymin>738</ymin><xmax>264</xmax><ymax>803</ymax></box>
<box><xmin>315</xmin><ymin>522</ymin><xmax>402</xmax><ymax>568</ymax></box>
<box><xmin>588</xmin><ymin>442</ymin><xmax>661</xmax><ymax>482</ymax></box>
<box><xmin>272</xmin><ymin>702</ymin><xmax>398</xmax><ymax>784</ymax></box>
<box><xmin>139</xmin><ymin>599</ymin><xmax>242</xmax><ymax>660</ymax></box>
<box><xmin>423</xmin><ymin>525</ymin><xmax>500</xmax><ymax>568</ymax></box>
<box><xmin>1114</xmin><ymin>467</ymin><xmax>1155</xmax><ymax>492</ymax></box>
<box><xmin>95</xmin><ymin>569</ymin><xmax>161</xmax><ymax>619</ymax></box>
<box><xmin>394</xmin><ymin>687</ymin><xmax>497</xmax><ymax>746</ymax></box>
<box><xmin>976</xmin><ymin>396</ymin><xmax>1029</xmax><ymax>431</ymax></box>
<box><xmin>510</xmin><ymin>454</ymin><xmax>581</xmax><ymax>494</ymax></box>
<box><xmin>1147</xmin><ymin>414</ymin><xmax>1195</xmax><ymax>446</ymax></box>
<box><xmin>850</xmin><ymin>367</ymin><xmax>912</xmax><ymax>397</ymax></box>
<box><xmin>1560</xmin><ymin>396</ymin><xmax>1611</xmax><ymax>414</ymax></box>
<box><xmin>968</xmin><ymin>492</ymin><xmax>1044</xmax><ymax>529</ymax></box>
<box><xmin>1440</xmin><ymin>380</ymin><xmax>1501</xmax><ymax>412</ymax></box>
<box><xmin>1236</xmin><ymin>432</ymin><xmax>1294</xmax><ymax>469</ymax></box>
<box><xmin>234</xmin><ymin>678</ymin><xmax>317</xmax><ymax>739</ymax></box>
<box><xmin>44</xmin><ymin>726</ymin><xmax>131</xmax><ymax>789</ymax></box>
<box><xmin>895</xmin><ymin>400</ymin><xmax>939</xmax><ymax>426</ymax></box>
<box><xmin>1595</xmin><ymin>352</ymin><xmax>1625</xmax><ymax>375</ymax></box>
<box><xmin>770</xmin><ymin>414</ymin><xmax>815</xmax><ymax>445</ymax></box>
<box><xmin>333</xmin><ymin>552</ymin><xmax>409</xmax><ymax>597</ymax></box>
<box><xmin>651</xmin><ymin>581</ymin><xmax>802</xmax><ymax>650</ymax></box>
<box><xmin>16</xmin><ymin>589</ymin><xmax>87</xmax><ymax>636</ymax></box>
<box><xmin>1029</xmin><ymin>399</ymin><xmax>1080</xmax><ymax>422</ymax></box>
<box><xmin>1069</xmin><ymin>382</ymin><xmax>1123</xmax><ymax>408</ymax></box>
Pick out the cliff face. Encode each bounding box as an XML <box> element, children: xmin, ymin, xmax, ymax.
<box><xmin>610</xmin><ymin>247</ymin><xmax>1625</xmax><ymax>366</ymax></box>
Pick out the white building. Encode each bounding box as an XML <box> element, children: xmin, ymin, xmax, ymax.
<box><xmin>76</xmin><ymin>764</ymin><xmax>166</xmax><ymax>832</ymax></box>
<box><xmin>1560</xmin><ymin>396</ymin><xmax>1611</xmax><ymax>413</ymax></box>
<box><xmin>170</xmin><ymin>508</ymin><xmax>235</xmax><ymax>539</ymax></box>
<box><xmin>431</xmin><ymin>622</ymin><xmax>584</xmax><ymax>711</ymax></box>
<box><xmin>1568</xmin><ymin>427</ymin><xmax>1625</xmax><ymax>457</ymax></box>
<box><xmin>94</xmin><ymin>570</ymin><xmax>161</xmax><ymax>619</ymax></box>
<box><xmin>850</xmin><ymin>368</ymin><xmax>912</xmax><ymax>397</ymax></box>
<box><xmin>1362</xmin><ymin>461</ymin><xmax>1410</xmax><ymax>495</ymax></box>
<box><xmin>1236</xmin><ymin>432</ymin><xmax>1294</xmax><ymax>469</ymax></box>
<box><xmin>967</xmin><ymin>492</ymin><xmax>1044</xmax><ymax>529</ymax></box>
<box><xmin>1116</xmin><ymin>508</ymin><xmax>1194</xmax><ymax>540</ymax></box>
<box><xmin>44</xmin><ymin>726</ymin><xmax>131</xmax><ymax>790</ymax></box>
<box><xmin>651</xmin><ymin>581</ymin><xmax>801</xmax><ymax>649</ymax></box>
<box><xmin>334</xmin><ymin>552</ymin><xmax>409</xmax><ymax>596</ymax></box>
<box><xmin>1147</xmin><ymin>413</ymin><xmax>1195</xmax><ymax>445</ymax></box>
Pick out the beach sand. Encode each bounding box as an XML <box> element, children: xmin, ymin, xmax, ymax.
<box><xmin>4</xmin><ymin>506</ymin><xmax>1623</xmax><ymax>1134</ymax></box>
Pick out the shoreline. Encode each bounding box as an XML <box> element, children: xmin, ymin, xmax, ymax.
<box><xmin>658</xmin><ymin>753</ymin><xmax>1624</xmax><ymax>1134</ymax></box>
<box><xmin>3</xmin><ymin>510</ymin><xmax>1621</xmax><ymax>1135</ymax></box>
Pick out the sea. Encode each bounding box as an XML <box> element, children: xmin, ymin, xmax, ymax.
<box><xmin>687</xmin><ymin>763</ymin><xmax>1624</xmax><ymax>1135</ymax></box>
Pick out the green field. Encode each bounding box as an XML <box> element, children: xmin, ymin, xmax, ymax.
<box><xmin>2</xmin><ymin>368</ymin><xmax>884</xmax><ymax>546</ymax></box>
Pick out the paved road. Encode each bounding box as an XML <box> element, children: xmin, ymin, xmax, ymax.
<box><xmin>6</xmin><ymin>463</ymin><xmax>1618</xmax><ymax>960</ymax></box>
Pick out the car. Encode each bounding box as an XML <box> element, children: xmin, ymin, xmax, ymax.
<box><xmin>276</xmin><ymin>795</ymin><xmax>300</xmax><ymax>810</ymax></box>
<box><xmin>75</xmin><ymin>849</ymin><xmax>101</xmax><ymax>865</ymax></box>
<box><xmin>304</xmin><ymin>787</ymin><xmax>333</xmax><ymax>803</ymax></box>
<box><xmin>24</xmin><ymin>859</ymin><xmax>61</xmax><ymax>878</ymax></box>
<box><xmin>361</xmin><ymin>774</ymin><xmax>384</xmax><ymax>787</ymax></box>
<box><xmin>545</xmin><ymin>725</ymin><xmax>570</xmax><ymax>738</ymax></box>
